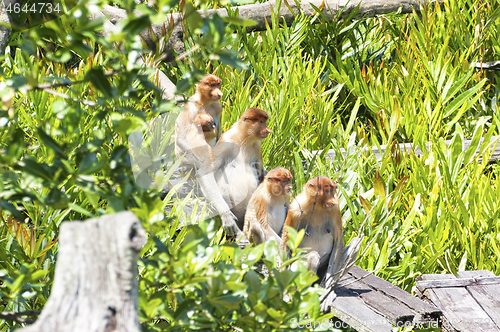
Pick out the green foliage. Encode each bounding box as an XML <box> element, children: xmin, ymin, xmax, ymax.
<box><xmin>139</xmin><ymin>218</ymin><xmax>328</xmax><ymax>331</ymax></box>
<box><xmin>2</xmin><ymin>0</ymin><xmax>500</xmax><ymax>331</ymax></box>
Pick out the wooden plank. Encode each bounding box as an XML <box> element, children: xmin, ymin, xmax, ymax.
<box><xmin>456</xmin><ymin>270</ymin><xmax>495</xmax><ymax>278</ymax></box>
<box><xmin>346</xmin><ymin>266</ymin><xmax>441</xmax><ymax>319</ymax></box>
<box><xmin>416</xmin><ymin>276</ymin><xmax>500</xmax><ymax>290</ymax></box>
<box><xmin>342</xmin><ymin>278</ymin><xmax>416</xmax><ymax>326</ymax></box>
<box><xmin>419</xmin><ymin>274</ymin><xmax>500</xmax><ymax>332</ymax></box>
<box><xmin>457</xmin><ymin>271</ymin><xmax>500</xmax><ymax>329</ymax></box>
<box><xmin>331</xmin><ymin>286</ymin><xmax>394</xmax><ymax>332</ymax></box>
<box><xmin>322</xmin><ymin>135</ymin><xmax>500</xmax><ymax>164</ymax></box>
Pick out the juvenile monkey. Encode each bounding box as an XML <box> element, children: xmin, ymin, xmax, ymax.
<box><xmin>243</xmin><ymin>167</ymin><xmax>292</xmax><ymax>246</ymax></box>
<box><xmin>176</xmin><ymin>113</ymin><xmax>216</xmax><ymax>166</ymax></box>
<box><xmin>200</xmin><ymin>115</ymin><xmax>218</xmax><ymax>148</ymax></box>
<box><xmin>281</xmin><ymin>176</ymin><xmax>344</xmax><ymax>280</ymax></box>
<box><xmin>212</xmin><ymin>108</ymin><xmax>272</xmax><ymax>229</ymax></box>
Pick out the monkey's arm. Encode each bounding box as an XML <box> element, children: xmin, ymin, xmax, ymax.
<box><xmin>320</xmin><ymin>210</ymin><xmax>345</xmax><ymax>289</ymax></box>
<box><xmin>197</xmin><ymin>170</ymin><xmax>242</xmax><ymax>238</ymax></box>
<box><xmin>175</xmin><ymin>108</ymin><xmax>200</xmax><ymax>155</ymax></box>
<box><xmin>211</xmin><ymin>141</ymin><xmax>240</xmax><ymax>171</ymax></box>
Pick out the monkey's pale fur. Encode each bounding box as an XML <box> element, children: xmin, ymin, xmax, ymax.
<box><xmin>243</xmin><ymin>167</ymin><xmax>292</xmax><ymax>246</ymax></box>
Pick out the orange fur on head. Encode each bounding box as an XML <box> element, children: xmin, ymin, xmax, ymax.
<box><xmin>265</xmin><ymin>167</ymin><xmax>293</xmax><ymax>196</ymax></box>
<box><xmin>238</xmin><ymin>108</ymin><xmax>272</xmax><ymax>139</ymax></box>
<box><xmin>198</xmin><ymin>74</ymin><xmax>223</xmax><ymax>102</ymax></box>
<box><xmin>240</xmin><ymin>107</ymin><xmax>269</xmax><ymax>121</ymax></box>
<box><xmin>304</xmin><ymin>176</ymin><xmax>338</xmax><ymax>210</ymax></box>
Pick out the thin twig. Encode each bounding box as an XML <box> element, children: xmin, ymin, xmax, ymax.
<box><xmin>0</xmin><ymin>310</ymin><xmax>40</xmax><ymax>324</ymax></box>
<box><xmin>43</xmin><ymin>89</ymin><xmax>98</xmax><ymax>107</ymax></box>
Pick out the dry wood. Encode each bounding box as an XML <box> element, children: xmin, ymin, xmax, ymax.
<box><xmin>473</xmin><ymin>61</ymin><xmax>500</xmax><ymax>70</ymax></box>
<box><xmin>418</xmin><ymin>274</ymin><xmax>500</xmax><ymax>332</ymax></box>
<box><xmin>323</xmin><ymin>135</ymin><xmax>500</xmax><ymax>164</ymax></box>
<box><xmin>347</xmin><ymin>265</ymin><xmax>441</xmax><ymax>320</ymax></box>
<box><xmin>457</xmin><ymin>271</ymin><xmax>500</xmax><ymax>329</ymax></box>
<box><xmin>18</xmin><ymin>211</ymin><xmax>147</xmax><ymax>332</ymax></box>
<box><xmin>327</xmin><ymin>265</ymin><xmax>441</xmax><ymax>331</ymax></box>
<box><xmin>101</xmin><ymin>0</ymin><xmax>442</xmax><ymax>63</ymax></box>
<box><xmin>416</xmin><ymin>276</ymin><xmax>500</xmax><ymax>290</ymax></box>
<box><xmin>331</xmin><ymin>286</ymin><xmax>394</xmax><ymax>332</ymax></box>
<box><xmin>0</xmin><ymin>0</ymin><xmax>24</xmax><ymax>56</ymax></box>
<box><xmin>343</xmin><ymin>278</ymin><xmax>415</xmax><ymax>326</ymax></box>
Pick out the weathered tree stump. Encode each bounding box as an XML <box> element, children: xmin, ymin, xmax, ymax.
<box><xmin>19</xmin><ymin>211</ymin><xmax>147</xmax><ymax>332</ymax></box>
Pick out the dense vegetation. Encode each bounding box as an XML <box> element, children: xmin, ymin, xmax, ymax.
<box><xmin>1</xmin><ymin>0</ymin><xmax>500</xmax><ymax>331</ymax></box>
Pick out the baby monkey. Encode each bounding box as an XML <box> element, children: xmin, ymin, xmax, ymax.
<box><xmin>243</xmin><ymin>167</ymin><xmax>293</xmax><ymax>247</ymax></box>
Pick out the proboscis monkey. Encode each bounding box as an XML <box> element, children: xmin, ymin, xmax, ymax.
<box><xmin>243</xmin><ymin>167</ymin><xmax>292</xmax><ymax>247</ymax></box>
<box><xmin>175</xmin><ymin>113</ymin><xmax>216</xmax><ymax>166</ymax></box>
<box><xmin>212</xmin><ymin>108</ymin><xmax>272</xmax><ymax>229</ymax></box>
<box><xmin>175</xmin><ymin>74</ymin><xmax>223</xmax><ymax>153</ymax></box>
<box><xmin>200</xmin><ymin>114</ymin><xmax>217</xmax><ymax>148</ymax></box>
<box><xmin>173</xmin><ymin>75</ymin><xmax>242</xmax><ymax>238</ymax></box>
<box><xmin>281</xmin><ymin>176</ymin><xmax>344</xmax><ymax>282</ymax></box>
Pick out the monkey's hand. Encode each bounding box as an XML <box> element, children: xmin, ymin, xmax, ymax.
<box><xmin>319</xmin><ymin>288</ymin><xmax>337</xmax><ymax>312</ymax></box>
<box><xmin>221</xmin><ymin>210</ymin><xmax>242</xmax><ymax>237</ymax></box>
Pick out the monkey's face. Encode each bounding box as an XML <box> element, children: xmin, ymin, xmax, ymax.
<box><xmin>266</xmin><ymin>168</ymin><xmax>293</xmax><ymax>196</ymax></box>
<box><xmin>202</xmin><ymin>120</ymin><xmax>216</xmax><ymax>134</ymax></box>
<box><xmin>305</xmin><ymin>176</ymin><xmax>339</xmax><ymax>210</ymax></box>
<box><xmin>257</xmin><ymin>118</ymin><xmax>272</xmax><ymax>139</ymax></box>
<box><xmin>241</xmin><ymin>108</ymin><xmax>272</xmax><ymax>139</ymax></box>
<box><xmin>198</xmin><ymin>114</ymin><xmax>217</xmax><ymax>139</ymax></box>
<box><xmin>200</xmin><ymin>75</ymin><xmax>223</xmax><ymax>101</ymax></box>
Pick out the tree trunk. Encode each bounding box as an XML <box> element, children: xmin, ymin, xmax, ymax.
<box><xmin>19</xmin><ymin>211</ymin><xmax>147</xmax><ymax>332</ymax></box>
<box><xmin>101</xmin><ymin>0</ymin><xmax>442</xmax><ymax>63</ymax></box>
<box><xmin>0</xmin><ymin>0</ymin><xmax>23</xmax><ymax>56</ymax></box>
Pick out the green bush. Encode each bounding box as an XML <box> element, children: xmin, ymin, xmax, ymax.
<box><xmin>2</xmin><ymin>0</ymin><xmax>500</xmax><ymax>331</ymax></box>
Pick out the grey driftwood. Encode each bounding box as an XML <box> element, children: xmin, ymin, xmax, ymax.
<box><xmin>18</xmin><ymin>211</ymin><xmax>147</xmax><ymax>332</ymax></box>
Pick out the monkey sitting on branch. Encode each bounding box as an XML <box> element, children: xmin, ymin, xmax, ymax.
<box><xmin>281</xmin><ymin>176</ymin><xmax>362</xmax><ymax>310</ymax></box>
<box><xmin>243</xmin><ymin>167</ymin><xmax>293</xmax><ymax>247</ymax></box>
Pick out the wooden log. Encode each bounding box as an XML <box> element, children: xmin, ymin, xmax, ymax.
<box><xmin>18</xmin><ymin>211</ymin><xmax>147</xmax><ymax>332</ymax></box>
<box><xmin>473</xmin><ymin>61</ymin><xmax>500</xmax><ymax>71</ymax></box>
<box><xmin>323</xmin><ymin>135</ymin><xmax>500</xmax><ymax>164</ymax></box>
<box><xmin>101</xmin><ymin>0</ymin><xmax>442</xmax><ymax>63</ymax></box>
<box><xmin>457</xmin><ymin>271</ymin><xmax>500</xmax><ymax>329</ymax></box>
<box><xmin>417</xmin><ymin>274</ymin><xmax>500</xmax><ymax>332</ymax></box>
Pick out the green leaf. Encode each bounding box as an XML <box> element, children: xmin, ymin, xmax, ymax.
<box><xmin>373</xmin><ymin>170</ymin><xmax>386</xmax><ymax>199</ymax></box>
<box><xmin>37</xmin><ymin>128</ymin><xmax>65</xmax><ymax>159</ymax></box>
<box><xmin>222</xmin><ymin>16</ymin><xmax>257</xmax><ymax>27</ymax></box>
<box><xmin>86</xmin><ymin>68</ymin><xmax>113</xmax><ymax>98</ymax></box>
<box><xmin>184</xmin><ymin>2</ymin><xmax>203</xmax><ymax>30</ymax></box>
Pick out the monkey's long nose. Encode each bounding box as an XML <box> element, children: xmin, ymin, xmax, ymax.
<box><xmin>324</xmin><ymin>196</ymin><xmax>339</xmax><ymax>209</ymax></box>
<box><xmin>265</xmin><ymin>127</ymin><xmax>273</xmax><ymax>134</ymax></box>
